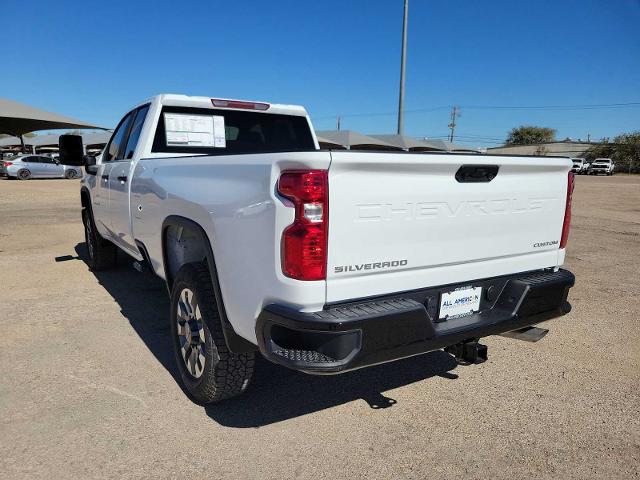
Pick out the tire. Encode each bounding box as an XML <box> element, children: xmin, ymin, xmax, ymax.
<box><xmin>17</xmin><ymin>169</ymin><xmax>31</xmax><ymax>180</ymax></box>
<box><xmin>65</xmin><ymin>169</ymin><xmax>78</xmax><ymax>179</ymax></box>
<box><xmin>170</xmin><ymin>262</ymin><xmax>254</xmax><ymax>404</ymax></box>
<box><xmin>82</xmin><ymin>208</ymin><xmax>117</xmax><ymax>270</ymax></box>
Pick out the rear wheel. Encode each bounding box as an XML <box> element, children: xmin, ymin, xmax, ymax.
<box><xmin>17</xmin><ymin>169</ymin><xmax>31</xmax><ymax>180</ymax></box>
<box><xmin>82</xmin><ymin>208</ymin><xmax>117</xmax><ymax>270</ymax></box>
<box><xmin>170</xmin><ymin>262</ymin><xmax>254</xmax><ymax>403</ymax></box>
<box><xmin>65</xmin><ymin>169</ymin><xmax>78</xmax><ymax>179</ymax></box>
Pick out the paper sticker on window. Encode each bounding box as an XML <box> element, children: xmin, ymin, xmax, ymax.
<box><xmin>164</xmin><ymin>113</ymin><xmax>225</xmax><ymax>148</ymax></box>
<box><xmin>213</xmin><ymin>116</ymin><xmax>226</xmax><ymax>148</ymax></box>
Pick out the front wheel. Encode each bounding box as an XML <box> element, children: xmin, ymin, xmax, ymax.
<box><xmin>82</xmin><ymin>208</ymin><xmax>117</xmax><ymax>270</ymax></box>
<box><xmin>170</xmin><ymin>262</ymin><xmax>254</xmax><ymax>403</ymax></box>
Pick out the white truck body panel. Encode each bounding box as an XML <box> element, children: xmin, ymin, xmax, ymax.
<box><xmin>130</xmin><ymin>152</ymin><xmax>331</xmax><ymax>343</ymax></box>
<box><xmin>326</xmin><ymin>151</ymin><xmax>569</xmax><ymax>302</ymax></box>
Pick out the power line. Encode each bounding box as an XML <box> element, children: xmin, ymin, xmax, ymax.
<box><xmin>312</xmin><ymin>101</ymin><xmax>640</xmax><ymax>121</ymax></box>
<box><xmin>462</xmin><ymin>102</ymin><xmax>640</xmax><ymax>110</ymax></box>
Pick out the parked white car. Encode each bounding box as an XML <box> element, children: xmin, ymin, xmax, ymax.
<box><xmin>1</xmin><ymin>154</ymin><xmax>82</xmax><ymax>180</ymax></box>
<box><xmin>571</xmin><ymin>158</ymin><xmax>589</xmax><ymax>174</ymax></box>
<box><xmin>589</xmin><ymin>158</ymin><xmax>614</xmax><ymax>175</ymax></box>
<box><xmin>58</xmin><ymin>94</ymin><xmax>576</xmax><ymax>403</ymax></box>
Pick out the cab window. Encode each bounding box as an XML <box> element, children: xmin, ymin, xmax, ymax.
<box><xmin>103</xmin><ymin>111</ymin><xmax>135</xmax><ymax>162</ymax></box>
<box><xmin>123</xmin><ymin>105</ymin><xmax>150</xmax><ymax>160</ymax></box>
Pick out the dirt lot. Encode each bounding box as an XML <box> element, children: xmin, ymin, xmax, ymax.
<box><xmin>0</xmin><ymin>174</ymin><xmax>638</xmax><ymax>479</ymax></box>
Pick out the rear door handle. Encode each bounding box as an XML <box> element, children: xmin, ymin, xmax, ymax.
<box><xmin>117</xmin><ymin>176</ymin><xmax>128</xmax><ymax>183</ymax></box>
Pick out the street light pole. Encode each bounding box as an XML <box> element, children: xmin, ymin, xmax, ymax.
<box><xmin>397</xmin><ymin>0</ymin><xmax>408</xmax><ymax>135</ymax></box>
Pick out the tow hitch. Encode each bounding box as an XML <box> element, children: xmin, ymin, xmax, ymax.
<box><xmin>444</xmin><ymin>339</ymin><xmax>488</xmax><ymax>364</ymax></box>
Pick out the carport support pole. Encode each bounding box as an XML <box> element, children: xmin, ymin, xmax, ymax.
<box><xmin>397</xmin><ymin>0</ymin><xmax>408</xmax><ymax>135</ymax></box>
<box><xmin>1</xmin><ymin>130</ymin><xmax>26</xmax><ymax>153</ymax></box>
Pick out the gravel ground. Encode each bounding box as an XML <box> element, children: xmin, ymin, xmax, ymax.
<box><xmin>0</xmin><ymin>174</ymin><xmax>638</xmax><ymax>479</ymax></box>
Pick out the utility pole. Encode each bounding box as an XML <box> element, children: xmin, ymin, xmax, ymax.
<box><xmin>397</xmin><ymin>0</ymin><xmax>409</xmax><ymax>135</ymax></box>
<box><xmin>448</xmin><ymin>106</ymin><xmax>458</xmax><ymax>142</ymax></box>
<box><xmin>336</xmin><ymin>116</ymin><xmax>341</xmax><ymax>131</ymax></box>
<box><xmin>587</xmin><ymin>133</ymin><xmax>591</xmax><ymax>142</ymax></box>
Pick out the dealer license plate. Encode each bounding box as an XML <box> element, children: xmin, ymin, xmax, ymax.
<box><xmin>439</xmin><ymin>286</ymin><xmax>482</xmax><ymax>320</ymax></box>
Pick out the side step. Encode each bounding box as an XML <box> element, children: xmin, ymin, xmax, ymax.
<box><xmin>499</xmin><ymin>326</ymin><xmax>549</xmax><ymax>343</ymax></box>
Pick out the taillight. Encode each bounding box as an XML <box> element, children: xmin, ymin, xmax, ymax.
<box><xmin>278</xmin><ymin>170</ymin><xmax>328</xmax><ymax>281</ymax></box>
<box><xmin>560</xmin><ymin>172</ymin><xmax>575</xmax><ymax>248</ymax></box>
<box><xmin>3</xmin><ymin>161</ymin><xmax>12</xmax><ymax>166</ymax></box>
<box><xmin>211</xmin><ymin>99</ymin><xmax>270</xmax><ymax>111</ymax></box>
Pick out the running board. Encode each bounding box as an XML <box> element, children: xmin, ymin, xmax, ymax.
<box><xmin>499</xmin><ymin>326</ymin><xmax>549</xmax><ymax>342</ymax></box>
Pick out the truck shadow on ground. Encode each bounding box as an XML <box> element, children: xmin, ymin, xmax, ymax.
<box><xmin>67</xmin><ymin>243</ymin><xmax>459</xmax><ymax>428</ymax></box>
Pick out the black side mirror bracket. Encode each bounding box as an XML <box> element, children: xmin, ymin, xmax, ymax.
<box><xmin>84</xmin><ymin>155</ymin><xmax>98</xmax><ymax>175</ymax></box>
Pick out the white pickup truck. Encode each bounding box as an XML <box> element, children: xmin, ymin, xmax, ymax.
<box><xmin>571</xmin><ymin>158</ymin><xmax>589</xmax><ymax>174</ymax></box>
<box><xmin>59</xmin><ymin>94</ymin><xmax>575</xmax><ymax>404</ymax></box>
<box><xmin>589</xmin><ymin>158</ymin><xmax>615</xmax><ymax>175</ymax></box>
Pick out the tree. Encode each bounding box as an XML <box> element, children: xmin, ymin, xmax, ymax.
<box><xmin>506</xmin><ymin>126</ymin><xmax>556</xmax><ymax>145</ymax></box>
<box><xmin>584</xmin><ymin>131</ymin><xmax>640</xmax><ymax>174</ymax></box>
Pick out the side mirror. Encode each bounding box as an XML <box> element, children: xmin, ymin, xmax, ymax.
<box><xmin>58</xmin><ymin>134</ymin><xmax>85</xmax><ymax>166</ymax></box>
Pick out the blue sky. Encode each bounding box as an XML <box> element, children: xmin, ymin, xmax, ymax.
<box><xmin>2</xmin><ymin>0</ymin><xmax>639</xmax><ymax>146</ymax></box>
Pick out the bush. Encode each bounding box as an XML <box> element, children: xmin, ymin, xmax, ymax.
<box><xmin>584</xmin><ymin>132</ymin><xmax>640</xmax><ymax>174</ymax></box>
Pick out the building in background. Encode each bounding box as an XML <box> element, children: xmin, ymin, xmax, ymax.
<box><xmin>486</xmin><ymin>140</ymin><xmax>595</xmax><ymax>157</ymax></box>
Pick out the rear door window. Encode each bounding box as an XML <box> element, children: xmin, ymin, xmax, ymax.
<box><xmin>103</xmin><ymin>111</ymin><xmax>135</xmax><ymax>162</ymax></box>
<box><xmin>152</xmin><ymin>106</ymin><xmax>315</xmax><ymax>155</ymax></box>
<box><xmin>123</xmin><ymin>105</ymin><xmax>150</xmax><ymax>160</ymax></box>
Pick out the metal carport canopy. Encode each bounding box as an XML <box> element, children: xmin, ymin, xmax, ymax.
<box><xmin>367</xmin><ymin>134</ymin><xmax>444</xmax><ymax>151</ymax></box>
<box><xmin>0</xmin><ymin>97</ymin><xmax>104</xmax><ymax>149</ymax></box>
<box><xmin>315</xmin><ymin>130</ymin><xmax>402</xmax><ymax>150</ymax></box>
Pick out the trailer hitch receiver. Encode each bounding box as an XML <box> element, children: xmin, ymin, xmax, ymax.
<box><xmin>444</xmin><ymin>339</ymin><xmax>488</xmax><ymax>364</ymax></box>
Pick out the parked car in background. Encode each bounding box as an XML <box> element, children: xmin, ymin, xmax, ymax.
<box><xmin>571</xmin><ymin>158</ymin><xmax>589</xmax><ymax>174</ymax></box>
<box><xmin>589</xmin><ymin>158</ymin><xmax>614</xmax><ymax>175</ymax></box>
<box><xmin>1</xmin><ymin>154</ymin><xmax>82</xmax><ymax>180</ymax></box>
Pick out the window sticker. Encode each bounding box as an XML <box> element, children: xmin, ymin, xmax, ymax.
<box><xmin>164</xmin><ymin>113</ymin><xmax>226</xmax><ymax>148</ymax></box>
<box><xmin>213</xmin><ymin>115</ymin><xmax>226</xmax><ymax>148</ymax></box>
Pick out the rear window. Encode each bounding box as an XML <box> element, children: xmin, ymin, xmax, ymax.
<box><xmin>152</xmin><ymin>106</ymin><xmax>315</xmax><ymax>155</ymax></box>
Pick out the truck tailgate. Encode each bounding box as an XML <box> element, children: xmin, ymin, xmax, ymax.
<box><xmin>326</xmin><ymin>151</ymin><xmax>570</xmax><ymax>303</ymax></box>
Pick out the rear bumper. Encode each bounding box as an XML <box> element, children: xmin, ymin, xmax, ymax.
<box><xmin>256</xmin><ymin>268</ymin><xmax>575</xmax><ymax>374</ymax></box>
